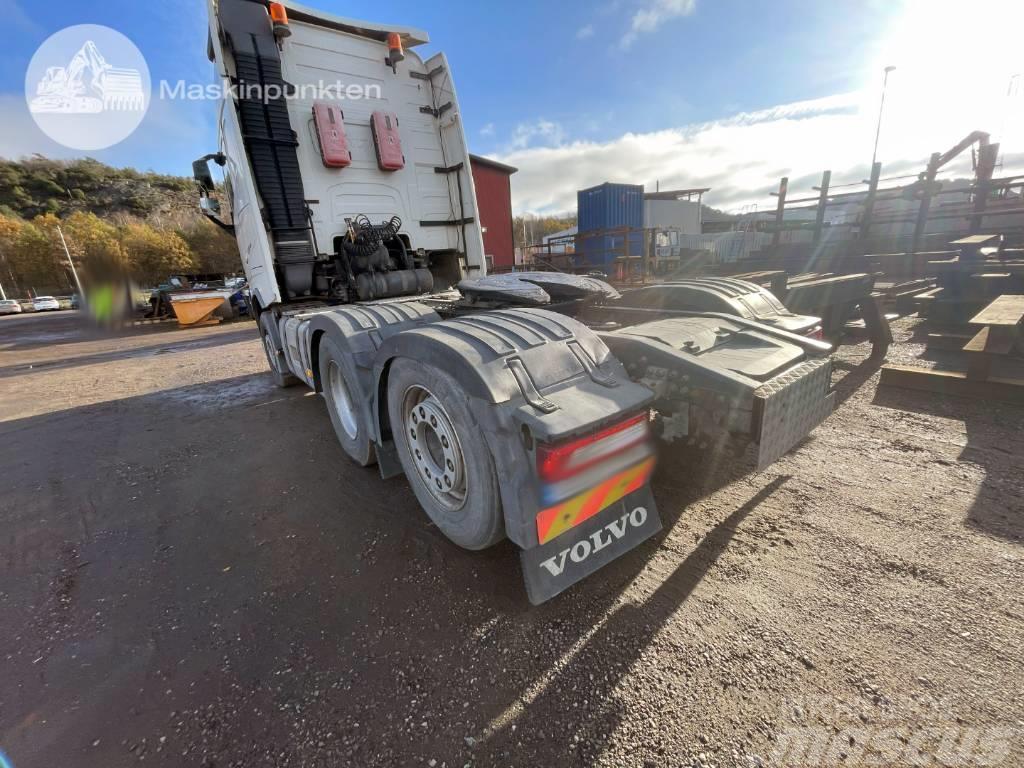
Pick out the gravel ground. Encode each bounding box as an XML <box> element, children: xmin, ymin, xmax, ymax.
<box><xmin>0</xmin><ymin>311</ymin><xmax>1021</xmax><ymax>768</ymax></box>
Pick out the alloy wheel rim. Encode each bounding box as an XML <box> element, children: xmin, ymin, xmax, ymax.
<box><xmin>402</xmin><ymin>385</ymin><xmax>467</xmax><ymax>511</ymax></box>
<box><xmin>328</xmin><ymin>360</ymin><xmax>359</xmax><ymax>439</ymax></box>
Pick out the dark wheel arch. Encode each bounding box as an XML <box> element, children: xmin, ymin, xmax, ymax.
<box><xmin>258</xmin><ymin>311</ymin><xmax>298</xmax><ymax>388</ymax></box>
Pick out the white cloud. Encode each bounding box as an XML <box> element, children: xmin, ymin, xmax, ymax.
<box><xmin>719</xmin><ymin>93</ymin><xmax>859</xmax><ymax>126</ymax></box>
<box><xmin>499</xmin><ymin>90</ymin><xmax>1024</xmax><ymax>215</ymax></box>
<box><xmin>480</xmin><ymin>122</ymin><xmax>495</xmax><ymax>137</ymax></box>
<box><xmin>576</xmin><ymin>24</ymin><xmax>595</xmax><ymax>40</ymax></box>
<box><xmin>498</xmin><ymin>0</ymin><xmax>1024</xmax><ymax>214</ymax></box>
<box><xmin>508</xmin><ymin>119</ymin><xmax>566</xmax><ymax>151</ymax></box>
<box><xmin>620</xmin><ymin>0</ymin><xmax>696</xmax><ymax>49</ymax></box>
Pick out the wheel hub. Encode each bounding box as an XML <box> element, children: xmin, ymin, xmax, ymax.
<box><xmin>403</xmin><ymin>386</ymin><xmax>467</xmax><ymax>510</ymax></box>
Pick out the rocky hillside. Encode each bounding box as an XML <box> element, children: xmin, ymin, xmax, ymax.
<box><xmin>0</xmin><ymin>157</ymin><xmax>241</xmax><ymax>295</ymax></box>
<box><xmin>0</xmin><ymin>156</ymin><xmax>202</xmax><ymax>228</ymax></box>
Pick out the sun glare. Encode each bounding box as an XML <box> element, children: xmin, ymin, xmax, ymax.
<box><xmin>866</xmin><ymin>0</ymin><xmax>1024</xmax><ymax>168</ymax></box>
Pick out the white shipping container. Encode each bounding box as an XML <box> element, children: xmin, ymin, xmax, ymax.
<box><xmin>643</xmin><ymin>199</ymin><xmax>701</xmax><ymax>234</ymax></box>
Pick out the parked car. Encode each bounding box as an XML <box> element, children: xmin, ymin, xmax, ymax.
<box><xmin>0</xmin><ymin>299</ymin><xmax>23</xmax><ymax>315</ymax></box>
<box><xmin>32</xmin><ymin>296</ymin><xmax>61</xmax><ymax>312</ymax></box>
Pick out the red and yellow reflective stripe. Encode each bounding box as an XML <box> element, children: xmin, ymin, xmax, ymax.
<box><xmin>536</xmin><ymin>457</ymin><xmax>656</xmax><ymax>545</ymax></box>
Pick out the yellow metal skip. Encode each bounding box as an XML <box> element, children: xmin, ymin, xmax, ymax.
<box><xmin>170</xmin><ymin>293</ymin><xmax>231</xmax><ymax>327</ymax></box>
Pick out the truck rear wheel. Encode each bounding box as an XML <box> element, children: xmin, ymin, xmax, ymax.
<box><xmin>318</xmin><ymin>336</ymin><xmax>376</xmax><ymax>467</ymax></box>
<box><xmin>259</xmin><ymin>312</ymin><xmax>298</xmax><ymax>388</ymax></box>
<box><xmin>386</xmin><ymin>358</ymin><xmax>504</xmax><ymax>550</ymax></box>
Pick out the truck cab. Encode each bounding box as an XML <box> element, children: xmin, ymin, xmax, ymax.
<box><xmin>197</xmin><ymin>0</ymin><xmax>485</xmax><ymax>314</ymax></box>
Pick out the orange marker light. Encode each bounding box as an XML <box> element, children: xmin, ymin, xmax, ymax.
<box><xmin>269</xmin><ymin>2</ymin><xmax>291</xmax><ymax>38</ymax></box>
<box><xmin>387</xmin><ymin>32</ymin><xmax>405</xmax><ymax>70</ymax></box>
<box><xmin>387</xmin><ymin>32</ymin><xmax>403</xmax><ymax>53</ymax></box>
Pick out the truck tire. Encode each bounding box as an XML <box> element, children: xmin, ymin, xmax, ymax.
<box><xmin>318</xmin><ymin>336</ymin><xmax>376</xmax><ymax>467</ymax></box>
<box><xmin>386</xmin><ymin>358</ymin><xmax>504</xmax><ymax>550</ymax></box>
<box><xmin>259</xmin><ymin>312</ymin><xmax>298</xmax><ymax>388</ymax></box>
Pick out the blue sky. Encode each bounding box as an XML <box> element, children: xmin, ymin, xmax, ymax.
<box><xmin>2</xmin><ymin>0</ymin><xmax>1022</xmax><ymax>213</ymax></box>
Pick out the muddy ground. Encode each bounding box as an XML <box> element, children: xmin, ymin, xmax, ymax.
<box><xmin>0</xmin><ymin>310</ymin><xmax>1021</xmax><ymax>768</ymax></box>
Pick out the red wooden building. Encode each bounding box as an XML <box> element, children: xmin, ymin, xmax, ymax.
<box><xmin>469</xmin><ymin>154</ymin><xmax>517</xmax><ymax>271</ymax></box>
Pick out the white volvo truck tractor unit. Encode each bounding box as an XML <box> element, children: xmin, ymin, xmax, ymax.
<box><xmin>195</xmin><ymin>0</ymin><xmax>836</xmax><ymax>603</ymax></box>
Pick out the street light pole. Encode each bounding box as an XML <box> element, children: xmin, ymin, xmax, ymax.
<box><xmin>0</xmin><ymin>242</ymin><xmax>7</xmax><ymax>299</ymax></box>
<box><xmin>871</xmin><ymin>65</ymin><xmax>896</xmax><ymax>168</ymax></box>
<box><xmin>56</xmin><ymin>225</ymin><xmax>84</xmax><ymax>298</ymax></box>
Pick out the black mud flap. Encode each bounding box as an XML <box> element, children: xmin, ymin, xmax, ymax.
<box><xmin>520</xmin><ymin>486</ymin><xmax>661</xmax><ymax>605</ymax></box>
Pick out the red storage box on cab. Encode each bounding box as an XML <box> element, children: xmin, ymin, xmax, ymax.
<box><xmin>312</xmin><ymin>102</ymin><xmax>352</xmax><ymax>168</ymax></box>
<box><xmin>371</xmin><ymin>110</ymin><xmax>405</xmax><ymax>171</ymax></box>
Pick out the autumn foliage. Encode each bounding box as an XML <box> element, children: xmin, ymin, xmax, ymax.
<box><xmin>0</xmin><ymin>156</ymin><xmax>245</xmax><ymax>296</ymax></box>
<box><xmin>0</xmin><ymin>210</ymin><xmax>243</xmax><ymax>296</ymax></box>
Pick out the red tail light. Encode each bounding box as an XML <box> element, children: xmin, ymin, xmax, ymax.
<box><xmin>807</xmin><ymin>326</ymin><xmax>824</xmax><ymax>340</ymax></box>
<box><xmin>537</xmin><ymin>413</ymin><xmax>650</xmax><ymax>482</ymax></box>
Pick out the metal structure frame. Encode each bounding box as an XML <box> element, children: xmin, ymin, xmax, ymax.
<box><xmin>759</xmin><ymin>132</ymin><xmax>1024</xmax><ymax>265</ymax></box>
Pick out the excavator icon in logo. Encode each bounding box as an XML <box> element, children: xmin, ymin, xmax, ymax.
<box><xmin>30</xmin><ymin>40</ymin><xmax>145</xmax><ymax>115</ymax></box>
<box><xmin>25</xmin><ymin>24</ymin><xmax>150</xmax><ymax>150</ymax></box>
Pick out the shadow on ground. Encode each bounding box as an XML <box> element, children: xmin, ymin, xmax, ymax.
<box><xmin>0</xmin><ymin>372</ymin><xmax>781</xmax><ymax>767</ymax></box>
<box><xmin>482</xmin><ymin>476</ymin><xmax>789</xmax><ymax>763</ymax></box>
<box><xmin>871</xmin><ymin>384</ymin><xmax>1024</xmax><ymax>545</ymax></box>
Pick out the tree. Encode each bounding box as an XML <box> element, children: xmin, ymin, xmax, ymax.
<box><xmin>57</xmin><ymin>211</ymin><xmax>126</xmax><ymax>281</ymax></box>
<box><xmin>119</xmin><ymin>222</ymin><xmax>197</xmax><ymax>285</ymax></box>
<box><xmin>179</xmin><ymin>219</ymin><xmax>242</xmax><ymax>275</ymax></box>
<box><xmin>513</xmin><ymin>213</ymin><xmax>577</xmax><ymax>249</ymax></box>
<box><xmin>0</xmin><ymin>215</ymin><xmax>24</xmax><ymax>297</ymax></box>
<box><xmin>0</xmin><ymin>214</ymin><xmax>22</xmax><ymax>248</ymax></box>
<box><xmin>10</xmin><ymin>219</ymin><xmax>66</xmax><ymax>293</ymax></box>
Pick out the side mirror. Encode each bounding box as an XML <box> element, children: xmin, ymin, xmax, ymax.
<box><xmin>192</xmin><ymin>158</ymin><xmax>216</xmax><ymax>192</ymax></box>
<box><xmin>200</xmin><ymin>197</ymin><xmax>222</xmax><ymax>215</ymax></box>
<box><xmin>192</xmin><ymin>153</ymin><xmax>234</xmax><ymax>235</ymax></box>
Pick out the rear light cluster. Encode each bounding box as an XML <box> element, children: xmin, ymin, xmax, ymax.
<box><xmin>540</xmin><ymin>411</ymin><xmax>651</xmax><ymax>483</ymax></box>
<box><xmin>533</xmin><ymin>412</ymin><xmax>657</xmax><ymax>543</ymax></box>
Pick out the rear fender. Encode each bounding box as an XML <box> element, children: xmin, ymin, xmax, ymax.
<box><xmin>280</xmin><ymin>301</ymin><xmax>440</xmax><ymax>464</ymax></box>
<box><xmin>371</xmin><ymin>308</ymin><xmax>656</xmax><ymax>549</ymax></box>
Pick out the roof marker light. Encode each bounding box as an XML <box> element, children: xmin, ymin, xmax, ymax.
<box><xmin>386</xmin><ymin>32</ymin><xmax>404</xmax><ymax>73</ymax></box>
<box><xmin>269</xmin><ymin>3</ymin><xmax>291</xmax><ymax>39</ymax></box>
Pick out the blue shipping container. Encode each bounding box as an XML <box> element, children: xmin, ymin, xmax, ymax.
<box><xmin>577</xmin><ymin>182</ymin><xmax>644</xmax><ymax>233</ymax></box>
<box><xmin>576</xmin><ymin>231</ymin><xmax>645</xmax><ymax>269</ymax></box>
<box><xmin>576</xmin><ymin>182</ymin><xmax>645</xmax><ymax>268</ymax></box>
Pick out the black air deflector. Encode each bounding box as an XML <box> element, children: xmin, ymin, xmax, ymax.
<box><xmin>219</xmin><ymin>0</ymin><xmax>316</xmax><ymax>298</ymax></box>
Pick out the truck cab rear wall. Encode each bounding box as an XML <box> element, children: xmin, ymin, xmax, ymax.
<box><xmin>206</xmin><ymin>0</ymin><xmax>486</xmax><ymax>308</ymax></box>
